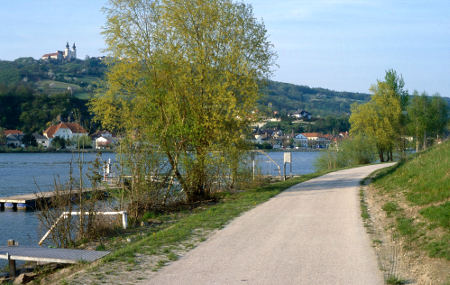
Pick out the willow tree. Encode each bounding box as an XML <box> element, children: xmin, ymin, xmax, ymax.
<box><xmin>350</xmin><ymin>73</ymin><xmax>402</xmax><ymax>162</ymax></box>
<box><xmin>91</xmin><ymin>0</ymin><xmax>275</xmax><ymax>202</ymax></box>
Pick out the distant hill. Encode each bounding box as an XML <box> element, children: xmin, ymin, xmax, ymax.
<box><xmin>0</xmin><ymin>57</ymin><xmax>106</xmax><ymax>99</ymax></box>
<box><xmin>262</xmin><ymin>81</ymin><xmax>372</xmax><ymax>117</ymax></box>
<box><xmin>1</xmin><ymin>58</ymin><xmax>449</xmax><ymax>128</ymax></box>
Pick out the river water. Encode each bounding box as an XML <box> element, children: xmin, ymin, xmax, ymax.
<box><xmin>0</xmin><ymin>151</ymin><xmax>320</xmax><ymax>248</ymax></box>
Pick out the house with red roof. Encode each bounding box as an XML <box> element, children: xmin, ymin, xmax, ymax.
<box><xmin>301</xmin><ymin>132</ymin><xmax>332</xmax><ymax>148</ymax></box>
<box><xmin>43</xmin><ymin>122</ymin><xmax>88</xmax><ymax>143</ymax></box>
<box><xmin>4</xmin><ymin>130</ymin><xmax>23</xmax><ymax>136</ymax></box>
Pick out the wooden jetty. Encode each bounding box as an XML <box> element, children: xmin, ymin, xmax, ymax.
<box><xmin>0</xmin><ymin>240</ymin><xmax>109</xmax><ymax>277</ymax></box>
<box><xmin>0</xmin><ymin>185</ymin><xmax>119</xmax><ymax>211</ymax></box>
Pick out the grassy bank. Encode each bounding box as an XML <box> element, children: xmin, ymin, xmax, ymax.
<box><xmin>365</xmin><ymin>140</ymin><xmax>449</xmax><ymax>284</ymax></box>
<box><xmin>372</xmin><ymin>140</ymin><xmax>449</xmax><ymax>260</ymax></box>
<box><xmin>41</xmin><ymin>172</ymin><xmax>326</xmax><ymax>284</ymax></box>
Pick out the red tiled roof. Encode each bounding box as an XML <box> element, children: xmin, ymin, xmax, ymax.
<box><xmin>42</xmin><ymin>52</ymin><xmax>59</xmax><ymax>57</ymax></box>
<box><xmin>301</xmin><ymin>132</ymin><xmax>322</xmax><ymax>138</ymax></box>
<box><xmin>4</xmin><ymin>130</ymin><xmax>23</xmax><ymax>136</ymax></box>
<box><xmin>44</xmin><ymin>122</ymin><xmax>87</xmax><ymax>139</ymax></box>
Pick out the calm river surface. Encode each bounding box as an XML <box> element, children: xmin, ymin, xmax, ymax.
<box><xmin>0</xmin><ymin>151</ymin><xmax>320</xmax><ymax>248</ymax></box>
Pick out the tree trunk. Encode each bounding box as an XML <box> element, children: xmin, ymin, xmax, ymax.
<box><xmin>423</xmin><ymin>130</ymin><xmax>427</xmax><ymax>150</ymax></box>
<box><xmin>379</xmin><ymin>150</ymin><xmax>384</xmax><ymax>162</ymax></box>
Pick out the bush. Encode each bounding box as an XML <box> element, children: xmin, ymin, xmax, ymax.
<box><xmin>315</xmin><ymin>135</ymin><xmax>377</xmax><ymax>171</ymax></box>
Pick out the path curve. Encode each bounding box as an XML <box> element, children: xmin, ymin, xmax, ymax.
<box><xmin>144</xmin><ymin>163</ymin><xmax>395</xmax><ymax>285</ymax></box>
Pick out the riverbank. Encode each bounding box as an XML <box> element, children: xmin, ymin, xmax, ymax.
<box><xmin>18</xmin><ymin>173</ymin><xmax>325</xmax><ymax>284</ymax></box>
<box><xmin>360</xmin><ymin>141</ymin><xmax>449</xmax><ymax>284</ymax></box>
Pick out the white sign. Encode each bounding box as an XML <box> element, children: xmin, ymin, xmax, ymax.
<box><xmin>284</xmin><ymin>152</ymin><xmax>292</xmax><ymax>163</ymax></box>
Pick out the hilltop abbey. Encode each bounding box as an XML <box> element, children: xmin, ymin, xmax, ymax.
<box><xmin>41</xmin><ymin>42</ymin><xmax>77</xmax><ymax>61</ymax></box>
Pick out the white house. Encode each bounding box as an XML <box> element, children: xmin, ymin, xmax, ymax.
<box><xmin>44</xmin><ymin>122</ymin><xmax>88</xmax><ymax>143</ymax></box>
<box><xmin>33</xmin><ymin>133</ymin><xmax>50</xmax><ymax>148</ymax></box>
<box><xmin>293</xmin><ymin>134</ymin><xmax>308</xmax><ymax>147</ymax></box>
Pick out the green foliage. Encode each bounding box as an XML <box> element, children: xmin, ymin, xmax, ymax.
<box><xmin>51</xmin><ymin>136</ymin><xmax>67</xmax><ymax>149</ymax></box>
<box><xmin>315</xmin><ymin>135</ymin><xmax>377</xmax><ymax>171</ymax></box>
<box><xmin>420</xmin><ymin>202</ymin><xmax>450</xmax><ymax>230</ymax></box>
<box><xmin>71</xmin><ymin>135</ymin><xmax>92</xmax><ymax>149</ymax></box>
<box><xmin>94</xmin><ymin>0</ymin><xmax>276</xmax><ymax>202</ymax></box>
<box><xmin>396</xmin><ymin>217</ymin><xmax>417</xmax><ymax>237</ymax></box>
<box><xmin>408</xmin><ymin>92</ymin><xmax>448</xmax><ymax>151</ymax></box>
<box><xmin>260</xmin><ymin>80</ymin><xmax>371</xmax><ymax>117</ymax></box>
<box><xmin>0</xmin><ymin>126</ymin><xmax>5</xmax><ymax>145</ymax></box>
<box><xmin>350</xmin><ymin>71</ymin><xmax>404</xmax><ymax>162</ymax></box>
<box><xmin>382</xmin><ymin>201</ymin><xmax>399</xmax><ymax>217</ymax></box>
<box><xmin>0</xmin><ymin>83</ymin><xmax>92</xmax><ymax>133</ymax></box>
<box><xmin>22</xmin><ymin>133</ymin><xmax>38</xmax><ymax>147</ymax></box>
<box><xmin>425</xmin><ymin>234</ymin><xmax>450</xmax><ymax>260</ymax></box>
<box><xmin>374</xmin><ymin>140</ymin><xmax>449</xmax><ymax>205</ymax></box>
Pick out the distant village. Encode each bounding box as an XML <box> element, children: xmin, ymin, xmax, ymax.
<box><xmin>251</xmin><ymin>110</ymin><xmax>348</xmax><ymax>150</ymax></box>
<box><xmin>1</xmin><ymin>109</ymin><xmax>348</xmax><ymax>151</ymax></box>
<box><xmin>1</xmin><ymin>122</ymin><xmax>116</xmax><ymax>150</ymax></box>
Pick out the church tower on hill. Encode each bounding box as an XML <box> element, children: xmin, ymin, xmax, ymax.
<box><xmin>41</xmin><ymin>42</ymin><xmax>77</xmax><ymax>61</ymax></box>
<box><xmin>63</xmin><ymin>42</ymin><xmax>76</xmax><ymax>60</ymax></box>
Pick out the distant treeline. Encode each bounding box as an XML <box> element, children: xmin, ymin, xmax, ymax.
<box><xmin>0</xmin><ymin>83</ymin><xmax>92</xmax><ymax>133</ymax></box>
<box><xmin>261</xmin><ymin>81</ymin><xmax>372</xmax><ymax>117</ymax></box>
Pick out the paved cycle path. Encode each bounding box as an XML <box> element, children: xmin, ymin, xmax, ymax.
<box><xmin>145</xmin><ymin>163</ymin><xmax>395</xmax><ymax>285</ymax></box>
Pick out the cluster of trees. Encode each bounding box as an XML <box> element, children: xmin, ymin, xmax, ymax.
<box><xmin>350</xmin><ymin>70</ymin><xmax>448</xmax><ymax>162</ymax></box>
<box><xmin>50</xmin><ymin>135</ymin><xmax>93</xmax><ymax>150</ymax></box>
<box><xmin>0</xmin><ymin>57</ymin><xmax>107</xmax><ymax>87</ymax></box>
<box><xmin>0</xmin><ymin>83</ymin><xmax>92</xmax><ymax>133</ymax></box>
<box><xmin>408</xmin><ymin>91</ymin><xmax>448</xmax><ymax>151</ymax></box>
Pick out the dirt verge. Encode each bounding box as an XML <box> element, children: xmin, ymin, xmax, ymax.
<box><xmin>362</xmin><ymin>184</ymin><xmax>449</xmax><ymax>284</ymax></box>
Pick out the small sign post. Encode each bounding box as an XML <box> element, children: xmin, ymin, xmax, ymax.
<box><xmin>283</xmin><ymin>152</ymin><xmax>292</xmax><ymax>180</ymax></box>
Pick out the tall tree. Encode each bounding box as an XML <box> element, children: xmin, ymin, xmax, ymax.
<box><xmin>0</xmin><ymin>127</ymin><xmax>5</xmax><ymax>145</ymax></box>
<box><xmin>429</xmin><ymin>95</ymin><xmax>448</xmax><ymax>140</ymax></box>
<box><xmin>408</xmin><ymin>92</ymin><xmax>448</xmax><ymax>151</ymax></box>
<box><xmin>349</xmin><ymin>72</ymin><xmax>402</xmax><ymax>162</ymax></box>
<box><xmin>91</xmin><ymin>0</ymin><xmax>275</xmax><ymax>202</ymax></box>
<box><xmin>407</xmin><ymin>92</ymin><xmax>431</xmax><ymax>151</ymax></box>
<box><xmin>384</xmin><ymin>69</ymin><xmax>409</xmax><ymax>156</ymax></box>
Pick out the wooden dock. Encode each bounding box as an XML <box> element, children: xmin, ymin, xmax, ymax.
<box><xmin>0</xmin><ymin>245</ymin><xmax>109</xmax><ymax>277</ymax></box>
<box><xmin>0</xmin><ymin>246</ymin><xmax>110</xmax><ymax>264</ymax></box>
<box><xmin>0</xmin><ymin>185</ymin><xmax>119</xmax><ymax>210</ymax></box>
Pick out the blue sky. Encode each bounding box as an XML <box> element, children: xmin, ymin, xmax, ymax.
<box><xmin>1</xmin><ymin>0</ymin><xmax>449</xmax><ymax>96</ymax></box>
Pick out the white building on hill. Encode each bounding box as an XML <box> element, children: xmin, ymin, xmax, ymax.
<box><xmin>42</xmin><ymin>42</ymin><xmax>77</xmax><ymax>61</ymax></box>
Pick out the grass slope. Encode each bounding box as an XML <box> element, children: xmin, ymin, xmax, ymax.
<box><xmin>372</xmin><ymin>140</ymin><xmax>450</xmax><ymax>260</ymax></box>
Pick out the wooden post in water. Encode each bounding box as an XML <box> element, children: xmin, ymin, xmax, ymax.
<box><xmin>7</xmin><ymin>240</ymin><xmax>17</xmax><ymax>278</ymax></box>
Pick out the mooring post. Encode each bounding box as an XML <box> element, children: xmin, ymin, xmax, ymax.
<box><xmin>7</xmin><ymin>253</ymin><xmax>16</xmax><ymax>278</ymax></box>
<box><xmin>7</xmin><ymin>240</ymin><xmax>17</xmax><ymax>278</ymax></box>
<box><xmin>122</xmin><ymin>211</ymin><xmax>128</xmax><ymax>229</ymax></box>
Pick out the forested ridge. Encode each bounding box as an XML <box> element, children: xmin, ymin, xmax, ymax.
<box><xmin>1</xmin><ymin>57</ymin><xmax>449</xmax><ymax>134</ymax></box>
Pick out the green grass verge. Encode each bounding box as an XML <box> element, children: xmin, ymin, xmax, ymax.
<box><xmin>100</xmin><ymin>172</ymin><xmax>326</xmax><ymax>264</ymax></box>
<box><xmin>373</xmin><ymin>141</ymin><xmax>449</xmax><ymax>206</ymax></box>
<box><xmin>372</xmin><ymin>140</ymin><xmax>450</xmax><ymax>260</ymax></box>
